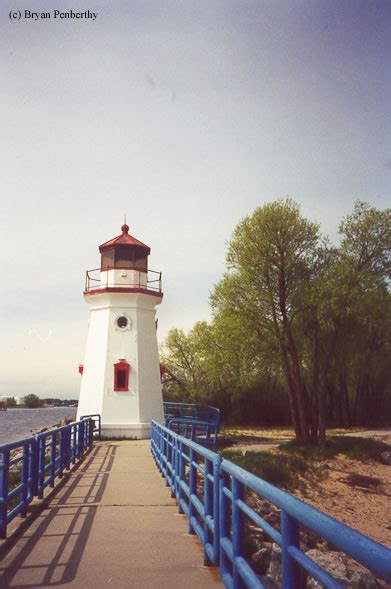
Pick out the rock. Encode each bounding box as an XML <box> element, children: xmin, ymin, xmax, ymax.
<box><xmin>248</xmin><ymin>523</ymin><xmax>266</xmax><ymax>537</ymax></box>
<box><xmin>347</xmin><ymin>571</ymin><xmax>380</xmax><ymax>589</ymax></box>
<box><xmin>302</xmin><ymin>530</ymin><xmax>323</xmax><ymax>550</ymax></box>
<box><xmin>249</xmin><ymin>547</ymin><xmax>272</xmax><ymax>575</ymax></box>
<box><xmin>305</xmin><ymin>549</ymin><xmax>348</xmax><ymax>583</ymax></box>
<box><xmin>246</xmin><ymin>524</ymin><xmax>266</xmax><ymax>552</ymax></box>
<box><xmin>380</xmin><ymin>451</ymin><xmax>391</xmax><ymax>465</ymax></box>
<box><xmin>259</xmin><ymin>574</ymin><xmax>281</xmax><ymax>588</ymax></box>
<box><xmin>258</xmin><ymin>500</ymin><xmax>273</xmax><ymax>516</ymax></box>
<box><xmin>307</xmin><ymin>579</ymin><xmax>323</xmax><ymax>589</ymax></box>
<box><xmin>267</xmin><ymin>543</ymin><xmax>282</xmax><ymax>582</ymax></box>
<box><xmin>264</xmin><ymin>511</ymin><xmax>280</xmax><ymax>528</ymax></box>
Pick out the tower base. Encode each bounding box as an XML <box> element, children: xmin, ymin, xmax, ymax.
<box><xmin>101</xmin><ymin>422</ymin><xmax>152</xmax><ymax>440</ymax></box>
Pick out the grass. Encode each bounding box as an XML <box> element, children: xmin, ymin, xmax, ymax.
<box><xmin>219</xmin><ymin>435</ymin><xmax>391</xmax><ymax>491</ymax></box>
<box><xmin>220</xmin><ymin>448</ymin><xmax>309</xmax><ymax>490</ymax></box>
<box><xmin>278</xmin><ymin>436</ymin><xmax>391</xmax><ymax>463</ymax></box>
<box><xmin>217</xmin><ymin>433</ymin><xmax>270</xmax><ymax>449</ymax></box>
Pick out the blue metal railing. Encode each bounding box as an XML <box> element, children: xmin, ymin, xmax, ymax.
<box><xmin>163</xmin><ymin>402</ymin><xmax>220</xmax><ymax>450</ymax></box>
<box><xmin>152</xmin><ymin>420</ymin><xmax>221</xmax><ymax>565</ymax></box>
<box><xmin>151</xmin><ymin>420</ymin><xmax>391</xmax><ymax>588</ymax></box>
<box><xmin>163</xmin><ymin>402</ymin><xmax>221</xmax><ymax>430</ymax></box>
<box><xmin>81</xmin><ymin>413</ymin><xmax>101</xmax><ymax>439</ymax></box>
<box><xmin>0</xmin><ymin>416</ymin><xmax>95</xmax><ymax>539</ymax></box>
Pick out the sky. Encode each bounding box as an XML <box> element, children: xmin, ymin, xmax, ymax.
<box><xmin>0</xmin><ymin>1</ymin><xmax>390</xmax><ymax>397</ymax></box>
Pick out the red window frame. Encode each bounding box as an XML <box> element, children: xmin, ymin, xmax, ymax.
<box><xmin>114</xmin><ymin>361</ymin><xmax>130</xmax><ymax>391</ymax></box>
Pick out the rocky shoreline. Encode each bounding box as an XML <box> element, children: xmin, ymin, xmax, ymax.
<box><xmin>246</xmin><ymin>498</ymin><xmax>385</xmax><ymax>588</ymax></box>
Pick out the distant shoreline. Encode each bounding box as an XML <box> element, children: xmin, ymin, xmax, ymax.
<box><xmin>0</xmin><ymin>407</ymin><xmax>77</xmax><ymax>445</ymax></box>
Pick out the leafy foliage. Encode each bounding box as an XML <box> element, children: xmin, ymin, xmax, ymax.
<box><xmin>23</xmin><ymin>394</ymin><xmax>44</xmax><ymax>408</ymax></box>
<box><xmin>161</xmin><ymin>199</ymin><xmax>391</xmax><ymax>444</ymax></box>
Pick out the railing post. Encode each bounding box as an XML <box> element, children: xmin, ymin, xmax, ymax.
<box><xmin>204</xmin><ymin>458</ymin><xmax>213</xmax><ymax>565</ymax></box>
<box><xmin>50</xmin><ymin>432</ymin><xmax>56</xmax><ymax>487</ymax></box>
<box><xmin>281</xmin><ymin>510</ymin><xmax>301</xmax><ymax>589</ymax></box>
<box><xmin>160</xmin><ymin>425</ymin><xmax>164</xmax><ymax>472</ymax></box>
<box><xmin>31</xmin><ymin>438</ymin><xmax>39</xmax><ymax>496</ymax></box>
<box><xmin>166</xmin><ymin>431</ymin><xmax>171</xmax><ymax>488</ymax></box>
<box><xmin>59</xmin><ymin>429</ymin><xmax>64</xmax><ymax>478</ymax></box>
<box><xmin>80</xmin><ymin>421</ymin><xmax>85</xmax><ymax>454</ymax></box>
<box><xmin>232</xmin><ymin>478</ymin><xmax>245</xmax><ymax>589</ymax></box>
<box><xmin>188</xmin><ymin>448</ymin><xmax>196</xmax><ymax>535</ymax></box>
<box><xmin>37</xmin><ymin>436</ymin><xmax>45</xmax><ymax>499</ymax></box>
<box><xmin>82</xmin><ymin>420</ymin><xmax>87</xmax><ymax>452</ymax></box>
<box><xmin>174</xmin><ymin>436</ymin><xmax>179</xmax><ymax>500</ymax></box>
<box><xmin>157</xmin><ymin>425</ymin><xmax>162</xmax><ymax>471</ymax></box>
<box><xmin>0</xmin><ymin>449</ymin><xmax>9</xmax><ymax>539</ymax></box>
<box><xmin>77</xmin><ymin>422</ymin><xmax>82</xmax><ymax>458</ymax></box>
<box><xmin>63</xmin><ymin>427</ymin><xmax>70</xmax><ymax>470</ymax></box>
<box><xmin>164</xmin><ymin>430</ymin><xmax>169</xmax><ymax>477</ymax></box>
<box><xmin>178</xmin><ymin>439</ymin><xmax>185</xmax><ymax>514</ymax></box>
<box><xmin>219</xmin><ymin>468</ymin><xmax>231</xmax><ymax>584</ymax></box>
<box><xmin>213</xmin><ymin>455</ymin><xmax>221</xmax><ymax>565</ymax></box>
<box><xmin>170</xmin><ymin>433</ymin><xmax>176</xmax><ymax>497</ymax></box>
<box><xmin>21</xmin><ymin>444</ymin><xmax>29</xmax><ymax>516</ymax></box>
<box><xmin>87</xmin><ymin>419</ymin><xmax>91</xmax><ymax>447</ymax></box>
<box><xmin>90</xmin><ymin>418</ymin><xmax>94</xmax><ymax>446</ymax></box>
<box><xmin>72</xmin><ymin>424</ymin><xmax>77</xmax><ymax>464</ymax></box>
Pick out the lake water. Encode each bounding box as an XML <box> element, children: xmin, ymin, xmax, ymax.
<box><xmin>0</xmin><ymin>407</ymin><xmax>77</xmax><ymax>445</ymax></box>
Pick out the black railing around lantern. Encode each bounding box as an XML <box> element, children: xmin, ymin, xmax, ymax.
<box><xmin>84</xmin><ymin>267</ymin><xmax>162</xmax><ymax>294</ymax></box>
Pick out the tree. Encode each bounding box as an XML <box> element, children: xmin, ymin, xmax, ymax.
<box><xmin>162</xmin><ymin>199</ymin><xmax>391</xmax><ymax>443</ymax></box>
<box><xmin>161</xmin><ymin>318</ymin><xmax>289</xmax><ymax>425</ymax></box>
<box><xmin>23</xmin><ymin>394</ymin><xmax>43</xmax><ymax>408</ymax></box>
<box><xmin>212</xmin><ymin>199</ymin><xmax>321</xmax><ymax>442</ymax></box>
<box><xmin>315</xmin><ymin>201</ymin><xmax>391</xmax><ymax>429</ymax></box>
<box><xmin>6</xmin><ymin>397</ymin><xmax>17</xmax><ymax>408</ymax></box>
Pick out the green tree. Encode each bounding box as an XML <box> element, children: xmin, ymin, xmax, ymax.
<box><xmin>6</xmin><ymin>397</ymin><xmax>17</xmax><ymax>408</ymax></box>
<box><xmin>212</xmin><ymin>199</ymin><xmax>321</xmax><ymax>442</ymax></box>
<box><xmin>162</xmin><ymin>199</ymin><xmax>391</xmax><ymax>442</ymax></box>
<box><xmin>315</xmin><ymin>201</ymin><xmax>391</xmax><ymax>428</ymax></box>
<box><xmin>23</xmin><ymin>394</ymin><xmax>43</xmax><ymax>408</ymax></box>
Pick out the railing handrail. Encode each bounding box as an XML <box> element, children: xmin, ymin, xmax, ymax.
<box><xmin>157</xmin><ymin>421</ymin><xmax>220</xmax><ymax>463</ymax></box>
<box><xmin>151</xmin><ymin>420</ymin><xmax>391</xmax><ymax>587</ymax></box>
<box><xmin>86</xmin><ymin>266</ymin><xmax>162</xmax><ymax>275</ymax></box>
<box><xmin>85</xmin><ymin>267</ymin><xmax>163</xmax><ymax>293</ymax></box>
<box><xmin>151</xmin><ymin>420</ymin><xmax>221</xmax><ymax>566</ymax></box>
<box><xmin>221</xmin><ymin>459</ymin><xmax>391</xmax><ymax>582</ymax></box>
<box><xmin>0</xmin><ymin>416</ymin><xmax>97</xmax><ymax>539</ymax></box>
<box><xmin>81</xmin><ymin>414</ymin><xmax>101</xmax><ymax>439</ymax></box>
<box><xmin>163</xmin><ymin>402</ymin><xmax>220</xmax><ymax>427</ymax></box>
<box><xmin>0</xmin><ymin>435</ymin><xmax>36</xmax><ymax>452</ymax></box>
<box><xmin>163</xmin><ymin>403</ymin><xmax>220</xmax><ymax>450</ymax></box>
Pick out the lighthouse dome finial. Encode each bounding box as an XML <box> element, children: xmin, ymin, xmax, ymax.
<box><xmin>121</xmin><ymin>222</ymin><xmax>129</xmax><ymax>234</ymax></box>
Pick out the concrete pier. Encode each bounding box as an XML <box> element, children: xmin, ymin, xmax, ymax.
<box><xmin>0</xmin><ymin>441</ymin><xmax>223</xmax><ymax>588</ymax></box>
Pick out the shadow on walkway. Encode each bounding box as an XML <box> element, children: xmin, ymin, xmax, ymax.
<box><xmin>0</xmin><ymin>444</ymin><xmax>116</xmax><ymax>588</ymax></box>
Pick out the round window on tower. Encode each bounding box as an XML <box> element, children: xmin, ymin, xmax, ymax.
<box><xmin>116</xmin><ymin>316</ymin><xmax>128</xmax><ymax>329</ymax></box>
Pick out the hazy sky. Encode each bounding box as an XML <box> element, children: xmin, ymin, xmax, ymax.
<box><xmin>1</xmin><ymin>1</ymin><xmax>390</xmax><ymax>397</ymax></box>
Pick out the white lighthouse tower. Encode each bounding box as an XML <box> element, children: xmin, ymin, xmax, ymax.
<box><xmin>76</xmin><ymin>222</ymin><xmax>164</xmax><ymax>439</ymax></box>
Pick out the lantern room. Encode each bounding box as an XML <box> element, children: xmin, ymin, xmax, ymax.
<box><xmin>99</xmin><ymin>223</ymin><xmax>150</xmax><ymax>271</ymax></box>
<box><xmin>84</xmin><ymin>223</ymin><xmax>162</xmax><ymax>294</ymax></box>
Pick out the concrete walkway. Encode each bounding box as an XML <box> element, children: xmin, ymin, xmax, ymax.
<box><xmin>0</xmin><ymin>441</ymin><xmax>223</xmax><ymax>588</ymax></box>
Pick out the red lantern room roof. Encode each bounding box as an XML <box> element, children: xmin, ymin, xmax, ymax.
<box><xmin>99</xmin><ymin>224</ymin><xmax>151</xmax><ymax>254</ymax></box>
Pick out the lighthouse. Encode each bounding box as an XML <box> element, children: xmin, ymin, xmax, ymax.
<box><xmin>76</xmin><ymin>223</ymin><xmax>164</xmax><ymax>439</ymax></box>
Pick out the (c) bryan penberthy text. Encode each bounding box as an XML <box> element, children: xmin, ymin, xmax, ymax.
<box><xmin>23</xmin><ymin>10</ymin><xmax>98</xmax><ymax>21</ymax></box>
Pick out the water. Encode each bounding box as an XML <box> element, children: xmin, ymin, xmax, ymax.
<box><xmin>0</xmin><ymin>407</ymin><xmax>77</xmax><ymax>445</ymax></box>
